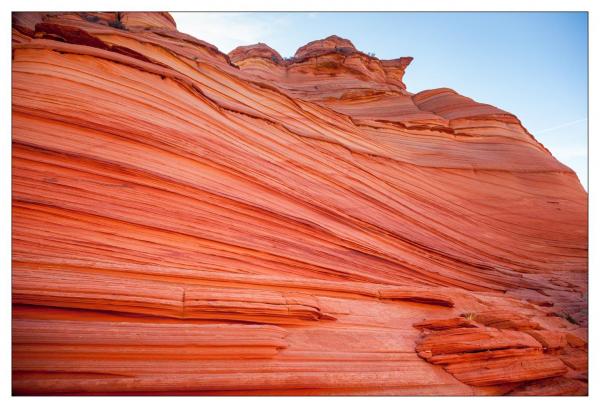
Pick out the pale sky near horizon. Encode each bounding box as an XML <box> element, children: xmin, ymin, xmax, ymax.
<box><xmin>173</xmin><ymin>12</ymin><xmax>588</xmax><ymax>189</ymax></box>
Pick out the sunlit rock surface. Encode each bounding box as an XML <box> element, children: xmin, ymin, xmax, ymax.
<box><xmin>12</xmin><ymin>12</ymin><xmax>588</xmax><ymax>396</ymax></box>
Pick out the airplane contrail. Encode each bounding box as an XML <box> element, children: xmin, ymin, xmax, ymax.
<box><xmin>535</xmin><ymin>118</ymin><xmax>588</xmax><ymax>135</ymax></box>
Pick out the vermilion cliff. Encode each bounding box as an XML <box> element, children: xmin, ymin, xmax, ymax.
<box><xmin>12</xmin><ymin>12</ymin><xmax>588</xmax><ymax>395</ymax></box>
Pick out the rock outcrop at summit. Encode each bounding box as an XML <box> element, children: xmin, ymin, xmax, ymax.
<box><xmin>12</xmin><ymin>12</ymin><xmax>587</xmax><ymax>395</ymax></box>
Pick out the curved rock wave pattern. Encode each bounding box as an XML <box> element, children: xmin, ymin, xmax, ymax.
<box><xmin>12</xmin><ymin>12</ymin><xmax>587</xmax><ymax>395</ymax></box>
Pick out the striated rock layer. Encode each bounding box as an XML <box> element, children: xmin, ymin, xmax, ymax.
<box><xmin>12</xmin><ymin>12</ymin><xmax>588</xmax><ymax>395</ymax></box>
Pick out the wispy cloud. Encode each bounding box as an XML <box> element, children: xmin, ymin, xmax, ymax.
<box><xmin>171</xmin><ymin>12</ymin><xmax>290</xmax><ymax>54</ymax></box>
<box><xmin>534</xmin><ymin>118</ymin><xmax>587</xmax><ymax>135</ymax></box>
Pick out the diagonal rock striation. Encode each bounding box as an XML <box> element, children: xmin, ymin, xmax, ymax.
<box><xmin>12</xmin><ymin>12</ymin><xmax>587</xmax><ymax>395</ymax></box>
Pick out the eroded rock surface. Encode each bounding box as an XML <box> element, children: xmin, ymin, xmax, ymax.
<box><xmin>12</xmin><ymin>12</ymin><xmax>587</xmax><ymax>395</ymax></box>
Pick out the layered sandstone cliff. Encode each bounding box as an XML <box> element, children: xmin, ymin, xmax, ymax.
<box><xmin>12</xmin><ymin>12</ymin><xmax>588</xmax><ymax>395</ymax></box>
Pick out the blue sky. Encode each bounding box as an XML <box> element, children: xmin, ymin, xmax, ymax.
<box><xmin>173</xmin><ymin>12</ymin><xmax>588</xmax><ymax>189</ymax></box>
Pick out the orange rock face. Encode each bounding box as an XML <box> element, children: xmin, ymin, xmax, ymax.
<box><xmin>12</xmin><ymin>12</ymin><xmax>588</xmax><ymax>395</ymax></box>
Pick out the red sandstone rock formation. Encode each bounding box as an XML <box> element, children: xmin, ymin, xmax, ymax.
<box><xmin>12</xmin><ymin>12</ymin><xmax>588</xmax><ymax>396</ymax></box>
